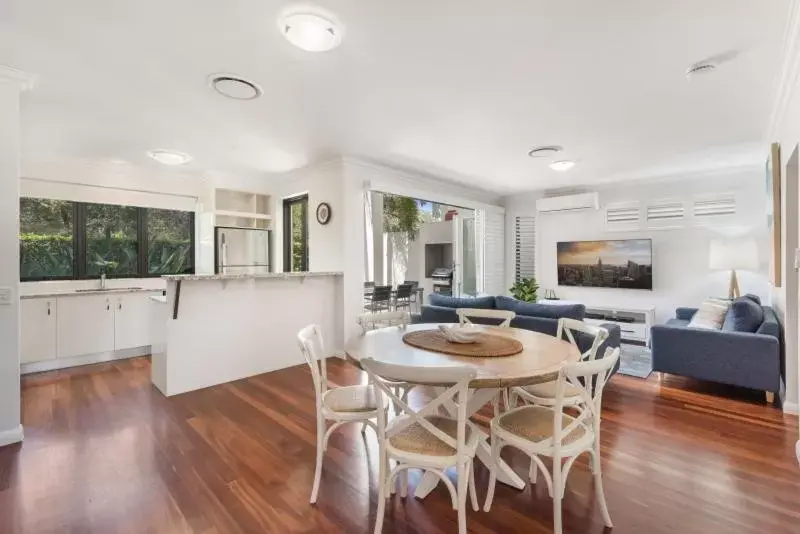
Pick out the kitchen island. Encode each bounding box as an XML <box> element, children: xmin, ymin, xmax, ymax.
<box><xmin>152</xmin><ymin>272</ymin><xmax>343</xmax><ymax>396</ymax></box>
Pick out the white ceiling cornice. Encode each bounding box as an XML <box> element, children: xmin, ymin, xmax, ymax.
<box><xmin>766</xmin><ymin>0</ymin><xmax>800</xmax><ymax>142</ymax></box>
<box><xmin>0</xmin><ymin>65</ymin><xmax>36</xmax><ymax>91</ymax></box>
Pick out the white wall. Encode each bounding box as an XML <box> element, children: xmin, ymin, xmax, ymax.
<box><xmin>0</xmin><ymin>73</ymin><xmax>26</xmax><ymax>446</ymax></box>
<box><xmin>505</xmin><ymin>170</ymin><xmax>770</xmax><ymax>325</ymax></box>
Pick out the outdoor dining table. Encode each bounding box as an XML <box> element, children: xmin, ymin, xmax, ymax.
<box><xmin>344</xmin><ymin>322</ymin><xmax>581</xmax><ymax>498</ymax></box>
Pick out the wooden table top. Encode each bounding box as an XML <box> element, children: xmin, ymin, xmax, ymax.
<box><xmin>344</xmin><ymin>323</ymin><xmax>580</xmax><ymax>388</ymax></box>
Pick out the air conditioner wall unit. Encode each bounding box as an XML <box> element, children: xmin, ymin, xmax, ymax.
<box><xmin>536</xmin><ymin>192</ymin><xmax>599</xmax><ymax>213</ymax></box>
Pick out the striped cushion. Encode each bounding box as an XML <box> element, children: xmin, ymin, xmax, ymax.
<box><xmin>687</xmin><ymin>299</ymin><xmax>730</xmax><ymax>330</ymax></box>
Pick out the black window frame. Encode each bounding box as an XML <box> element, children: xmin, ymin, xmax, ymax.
<box><xmin>283</xmin><ymin>194</ymin><xmax>309</xmax><ymax>272</ymax></box>
<box><xmin>20</xmin><ymin>198</ymin><xmax>196</xmax><ymax>282</ymax></box>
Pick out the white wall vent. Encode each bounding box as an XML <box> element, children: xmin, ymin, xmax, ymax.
<box><xmin>646</xmin><ymin>199</ymin><xmax>685</xmax><ymax>229</ymax></box>
<box><xmin>536</xmin><ymin>192</ymin><xmax>599</xmax><ymax>214</ymax></box>
<box><xmin>692</xmin><ymin>194</ymin><xmax>736</xmax><ymax>218</ymax></box>
<box><xmin>605</xmin><ymin>201</ymin><xmax>640</xmax><ymax>231</ymax></box>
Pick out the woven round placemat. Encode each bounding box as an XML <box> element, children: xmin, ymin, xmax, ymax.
<box><xmin>402</xmin><ymin>330</ymin><xmax>523</xmax><ymax>358</ymax></box>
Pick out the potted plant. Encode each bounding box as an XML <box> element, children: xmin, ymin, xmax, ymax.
<box><xmin>509</xmin><ymin>277</ymin><xmax>539</xmax><ymax>302</ymax></box>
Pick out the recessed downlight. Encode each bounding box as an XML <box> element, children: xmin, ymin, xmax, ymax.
<box><xmin>278</xmin><ymin>10</ymin><xmax>343</xmax><ymax>52</ymax></box>
<box><xmin>528</xmin><ymin>145</ymin><xmax>563</xmax><ymax>158</ymax></box>
<box><xmin>549</xmin><ymin>160</ymin><xmax>576</xmax><ymax>172</ymax></box>
<box><xmin>209</xmin><ymin>74</ymin><xmax>262</xmax><ymax>100</ymax></box>
<box><xmin>148</xmin><ymin>150</ymin><xmax>192</xmax><ymax>166</ymax></box>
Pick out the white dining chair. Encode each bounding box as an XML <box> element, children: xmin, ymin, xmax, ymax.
<box><xmin>357</xmin><ymin>311</ymin><xmax>410</xmax><ymax>331</ymax></box>
<box><xmin>456</xmin><ymin>308</ymin><xmax>515</xmax><ymax>328</ymax></box>
<box><xmin>361</xmin><ymin>358</ymin><xmax>483</xmax><ymax>534</ymax></box>
<box><xmin>356</xmin><ymin>311</ymin><xmax>412</xmax><ymax>415</ymax></box>
<box><xmin>456</xmin><ymin>308</ymin><xmax>516</xmax><ymax>415</ymax></box>
<box><xmin>298</xmin><ymin>324</ymin><xmax>387</xmax><ymax>504</ymax></box>
<box><xmin>510</xmin><ymin>318</ymin><xmax>609</xmax><ymax>409</ymax></box>
<box><xmin>484</xmin><ymin>348</ymin><xmax>620</xmax><ymax>534</ymax></box>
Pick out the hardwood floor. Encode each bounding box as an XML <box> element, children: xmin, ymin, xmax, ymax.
<box><xmin>1</xmin><ymin>357</ymin><xmax>798</xmax><ymax>534</ymax></box>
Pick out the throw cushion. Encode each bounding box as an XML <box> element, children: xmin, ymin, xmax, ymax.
<box><xmin>427</xmin><ymin>294</ymin><xmax>496</xmax><ymax>309</ymax></box>
<box><xmin>722</xmin><ymin>297</ymin><xmax>764</xmax><ymax>333</ymax></box>
<box><xmin>687</xmin><ymin>299</ymin><xmax>730</xmax><ymax>330</ymax></box>
<box><xmin>742</xmin><ymin>293</ymin><xmax>762</xmax><ymax>306</ymax></box>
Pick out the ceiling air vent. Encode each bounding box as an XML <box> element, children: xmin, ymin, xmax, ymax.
<box><xmin>208</xmin><ymin>74</ymin><xmax>263</xmax><ymax>100</ymax></box>
<box><xmin>528</xmin><ymin>145</ymin><xmax>563</xmax><ymax>158</ymax></box>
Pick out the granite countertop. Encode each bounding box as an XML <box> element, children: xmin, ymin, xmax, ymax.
<box><xmin>161</xmin><ymin>271</ymin><xmax>344</xmax><ymax>281</ymax></box>
<box><xmin>21</xmin><ymin>287</ymin><xmax>164</xmax><ymax>299</ymax></box>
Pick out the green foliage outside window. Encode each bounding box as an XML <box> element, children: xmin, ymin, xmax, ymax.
<box><xmin>383</xmin><ymin>195</ymin><xmax>423</xmax><ymax>241</ymax></box>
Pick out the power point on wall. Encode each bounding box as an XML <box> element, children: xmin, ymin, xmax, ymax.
<box><xmin>0</xmin><ymin>287</ymin><xmax>11</xmax><ymax>305</ymax></box>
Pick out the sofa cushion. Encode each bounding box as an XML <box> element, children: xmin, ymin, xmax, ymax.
<box><xmin>666</xmin><ymin>318</ymin><xmax>691</xmax><ymax>327</ymax></box>
<box><xmin>494</xmin><ymin>295</ymin><xmax>519</xmax><ymax>312</ymax></box>
<box><xmin>427</xmin><ymin>294</ymin><xmax>496</xmax><ymax>309</ymax></box>
<box><xmin>514</xmin><ymin>301</ymin><xmax>585</xmax><ymax>320</ymax></box>
<box><xmin>743</xmin><ymin>293</ymin><xmax>762</xmax><ymax>306</ymax></box>
<box><xmin>687</xmin><ymin>299</ymin><xmax>730</xmax><ymax>330</ymax></box>
<box><xmin>722</xmin><ymin>297</ymin><xmax>764</xmax><ymax>333</ymax></box>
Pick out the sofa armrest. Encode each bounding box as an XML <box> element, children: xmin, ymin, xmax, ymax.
<box><xmin>651</xmin><ymin>325</ymin><xmax>780</xmax><ymax>391</ymax></box>
<box><xmin>675</xmin><ymin>307</ymin><xmax>698</xmax><ymax>321</ymax></box>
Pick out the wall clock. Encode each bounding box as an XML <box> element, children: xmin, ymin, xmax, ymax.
<box><xmin>316</xmin><ymin>202</ymin><xmax>332</xmax><ymax>225</ymax></box>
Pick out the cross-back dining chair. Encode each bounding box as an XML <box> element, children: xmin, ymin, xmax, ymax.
<box><xmin>456</xmin><ymin>308</ymin><xmax>515</xmax><ymax>328</ymax></box>
<box><xmin>485</xmin><ymin>348</ymin><xmax>621</xmax><ymax>534</ymax></box>
<box><xmin>510</xmin><ymin>318</ymin><xmax>609</xmax><ymax>408</ymax></box>
<box><xmin>298</xmin><ymin>324</ymin><xmax>386</xmax><ymax>504</ymax></box>
<box><xmin>357</xmin><ymin>311</ymin><xmax>412</xmax><ymax>415</ymax></box>
<box><xmin>361</xmin><ymin>358</ymin><xmax>482</xmax><ymax>534</ymax></box>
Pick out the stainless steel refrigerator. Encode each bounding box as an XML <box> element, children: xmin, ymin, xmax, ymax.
<box><xmin>214</xmin><ymin>226</ymin><xmax>271</xmax><ymax>274</ymax></box>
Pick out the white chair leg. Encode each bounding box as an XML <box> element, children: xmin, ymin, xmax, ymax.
<box><xmin>374</xmin><ymin>448</ymin><xmax>388</xmax><ymax>534</ymax></box>
<box><xmin>400</xmin><ymin>469</ymin><xmax>409</xmax><ymax>499</ymax></box>
<box><xmin>361</xmin><ymin>422</ymin><xmax>368</xmax><ymax>434</ymax></box>
<box><xmin>502</xmin><ymin>388</ymin><xmax>510</xmax><ymax>411</ymax></box>
<box><xmin>492</xmin><ymin>394</ymin><xmax>500</xmax><ymax>418</ymax></box>
<box><xmin>483</xmin><ymin>437</ymin><xmax>500</xmax><ymax>512</ymax></box>
<box><xmin>593</xmin><ymin>437</ymin><xmax>613</xmax><ymax>527</ymax></box>
<box><xmin>310</xmin><ymin>416</ymin><xmax>325</xmax><ymax>504</ymax></box>
<box><xmin>552</xmin><ymin>456</ymin><xmax>563</xmax><ymax>534</ymax></box>
<box><xmin>468</xmin><ymin>461</ymin><xmax>479</xmax><ymax>512</ymax></box>
<box><xmin>456</xmin><ymin>462</ymin><xmax>468</xmax><ymax>534</ymax></box>
<box><xmin>529</xmin><ymin>458</ymin><xmax>538</xmax><ymax>484</ymax></box>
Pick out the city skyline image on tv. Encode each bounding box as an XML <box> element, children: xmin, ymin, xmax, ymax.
<box><xmin>557</xmin><ymin>239</ymin><xmax>653</xmax><ymax>290</ymax></box>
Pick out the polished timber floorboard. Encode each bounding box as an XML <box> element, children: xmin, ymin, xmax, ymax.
<box><xmin>1</xmin><ymin>357</ymin><xmax>798</xmax><ymax>534</ymax></box>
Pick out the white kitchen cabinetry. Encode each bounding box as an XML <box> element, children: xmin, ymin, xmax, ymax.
<box><xmin>57</xmin><ymin>295</ymin><xmax>115</xmax><ymax>359</ymax></box>
<box><xmin>20</xmin><ymin>299</ymin><xmax>57</xmax><ymax>364</ymax></box>
<box><xmin>114</xmin><ymin>293</ymin><xmax>152</xmax><ymax>350</ymax></box>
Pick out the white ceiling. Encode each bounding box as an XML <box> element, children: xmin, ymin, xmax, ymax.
<box><xmin>1</xmin><ymin>0</ymin><xmax>791</xmax><ymax>193</ymax></box>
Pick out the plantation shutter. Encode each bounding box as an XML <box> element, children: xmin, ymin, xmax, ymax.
<box><xmin>514</xmin><ymin>216</ymin><xmax>536</xmax><ymax>282</ymax></box>
<box><xmin>482</xmin><ymin>210</ymin><xmax>506</xmax><ymax>296</ymax></box>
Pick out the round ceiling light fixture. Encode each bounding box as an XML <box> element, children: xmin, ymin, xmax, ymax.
<box><xmin>148</xmin><ymin>150</ymin><xmax>192</xmax><ymax>166</ymax></box>
<box><xmin>278</xmin><ymin>10</ymin><xmax>343</xmax><ymax>52</ymax></box>
<box><xmin>209</xmin><ymin>74</ymin><xmax>262</xmax><ymax>100</ymax></box>
<box><xmin>528</xmin><ymin>145</ymin><xmax>563</xmax><ymax>158</ymax></box>
<box><xmin>549</xmin><ymin>160</ymin><xmax>576</xmax><ymax>172</ymax></box>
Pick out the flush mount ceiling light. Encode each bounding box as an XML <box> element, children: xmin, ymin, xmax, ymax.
<box><xmin>549</xmin><ymin>160</ymin><xmax>576</xmax><ymax>172</ymax></box>
<box><xmin>148</xmin><ymin>150</ymin><xmax>192</xmax><ymax>166</ymax></box>
<box><xmin>209</xmin><ymin>74</ymin><xmax>262</xmax><ymax>100</ymax></box>
<box><xmin>528</xmin><ymin>145</ymin><xmax>563</xmax><ymax>158</ymax></box>
<box><xmin>278</xmin><ymin>10</ymin><xmax>343</xmax><ymax>52</ymax></box>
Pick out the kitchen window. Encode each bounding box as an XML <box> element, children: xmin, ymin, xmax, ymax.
<box><xmin>19</xmin><ymin>198</ymin><xmax>195</xmax><ymax>281</ymax></box>
<box><xmin>283</xmin><ymin>194</ymin><xmax>308</xmax><ymax>272</ymax></box>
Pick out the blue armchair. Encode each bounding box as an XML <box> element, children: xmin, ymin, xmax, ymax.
<box><xmin>651</xmin><ymin>299</ymin><xmax>782</xmax><ymax>402</ymax></box>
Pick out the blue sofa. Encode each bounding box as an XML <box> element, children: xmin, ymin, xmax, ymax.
<box><xmin>417</xmin><ymin>294</ymin><xmax>621</xmax><ymax>369</ymax></box>
<box><xmin>651</xmin><ymin>295</ymin><xmax>782</xmax><ymax>400</ymax></box>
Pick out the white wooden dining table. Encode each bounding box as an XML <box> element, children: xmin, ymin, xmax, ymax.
<box><xmin>345</xmin><ymin>322</ymin><xmax>580</xmax><ymax>498</ymax></box>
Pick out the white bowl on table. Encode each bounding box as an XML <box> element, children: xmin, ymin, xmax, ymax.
<box><xmin>438</xmin><ymin>324</ymin><xmax>482</xmax><ymax>344</ymax></box>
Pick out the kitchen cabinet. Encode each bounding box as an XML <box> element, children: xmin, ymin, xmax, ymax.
<box><xmin>20</xmin><ymin>298</ymin><xmax>57</xmax><ymax>363</ymax></box>
<box><xmin>57</xmin><ymin>294</ymin><xmax>115</xmax><ymax>359</ymax></box>
<box><xmin>114</xmin><ymin>293</ymin><xmax>152</xmax><ymax>350</ymax></box>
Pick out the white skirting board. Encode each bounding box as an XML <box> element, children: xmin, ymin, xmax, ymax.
<box><xmin>0</xmin><ymin>424</ymin><xmax>24</xmax><ymax>447</ymax></box>
<box><xmin>21</xmin><ymin>346</ymin><xmax>151</xmax><ymax>375</ymax></box>
<box><xmin>783</xmin><ymin>401</ymin><xmax>799</xmax><ymax>415</ymax></box>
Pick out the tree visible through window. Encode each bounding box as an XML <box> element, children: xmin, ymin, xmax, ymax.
<box><xmin>20</xmin><ymin>198</ymin><xmax>75</xmax><ymax>279</ymax></box>
<box><xmin>283</xmin><ymin>195</ymin><xmax>308</xmax><ymax>272</ymax></box>
<box><xmin>19</xmin><ymin>198</ymin><xmax>195</xmax><ymax>280</ymax></box>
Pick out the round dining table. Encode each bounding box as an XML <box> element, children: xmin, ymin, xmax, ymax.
<box><xmin>345</xmin><ymin>322</ymin><xmax>581</xmax><ymax>498</ymax></box>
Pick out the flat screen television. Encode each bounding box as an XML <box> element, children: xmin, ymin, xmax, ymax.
<box><xmin>557</xmin><ymin>239</ymin><xmax>652</xmax><ymax>290</ymax></box>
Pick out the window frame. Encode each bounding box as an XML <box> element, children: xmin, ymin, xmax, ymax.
<box><xmin>20</xmin><ymin>198</ymin><xmax>196</xmax><ymax>282</ymax></box>
<box><xmin>282</xmin><ymin>194</ymin><xmax>309</xmax><ymax>272</ymax></box>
